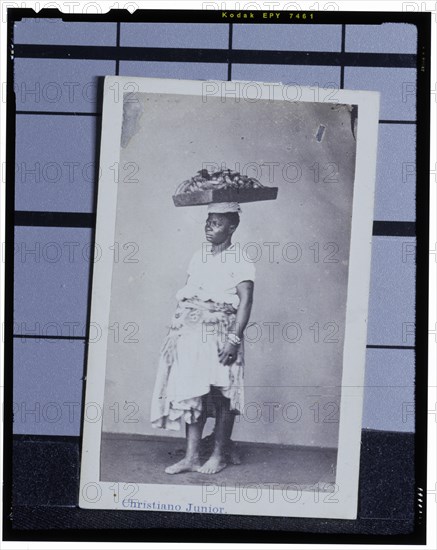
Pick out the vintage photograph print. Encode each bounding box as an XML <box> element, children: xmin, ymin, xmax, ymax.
<box><xmin>79</xmin><ymin>77</ymin><xmax>380</xmax><ymax>519</ymax></box>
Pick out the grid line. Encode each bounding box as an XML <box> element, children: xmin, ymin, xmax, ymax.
<box><xmin>227</xmin><ymin>22</ymin><xmax>232</xmax><ymax>81</ymax></box>
<box><xmin>13</xmin><ymin>29</ymin><xmax>417</xmax><ymax>234</ymax></box>
<box><xmin>14</xmin><ymin>44</ymin><xmax>417</xmax><ymax>68</ymax></box>
<box><xmin>340</xmin><ymin>24</ymin><xmax>345</xmax><ymax>89</ymax></box>
<box><xmin>10</xmin><ymin>19</ymin><xmax>422</xmax><ymax>443</ymax></box>
<box><xmin>115</xmin><ymin>22</ymin><xmax>121</xmax><ymax>75</ymax></box>
<box><xmin>13</xmin><ymin>212</ymin><xmax>417</xmax><ymax>236</ymax></box>
<box><xmin>11</xmin><ymin>334</ymin><xmax>416</xmax><ymax>350</ymax></box>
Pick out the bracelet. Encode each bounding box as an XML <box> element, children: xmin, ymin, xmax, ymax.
<box><xmin>227</xmin><ymin>333</ymin><xmax>241</xmax><ymax>345</ymax></box>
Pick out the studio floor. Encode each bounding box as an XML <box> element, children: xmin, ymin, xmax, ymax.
<box><xmin>100</xmin><ymin>432</ymin><xmax>337</xmax><ymax>490</ymax></box>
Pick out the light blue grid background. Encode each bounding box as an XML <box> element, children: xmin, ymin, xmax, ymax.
<box><xmin>12</xmin><ymin>20</ymin><xmax>418</xmax><ymax>436</ymax></box>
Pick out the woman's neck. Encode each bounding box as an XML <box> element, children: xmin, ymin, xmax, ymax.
<box><xmin>211</xmin><ymin>238</ymin><xmax>232</xmax><ymax>255</ymax></box>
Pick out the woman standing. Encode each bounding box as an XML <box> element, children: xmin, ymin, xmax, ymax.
<box><xmin>150</xmin><ymin>202</ymin><xmax>255</xmax><ymax>474</ymax></box>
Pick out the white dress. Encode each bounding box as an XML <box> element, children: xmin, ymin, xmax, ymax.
<box><xmin>150</xmin><ymin>243</ymin><xmax>256</xmax><ymax>430</ymax></box>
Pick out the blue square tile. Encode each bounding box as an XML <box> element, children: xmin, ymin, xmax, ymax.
<box><xmin>13</xmin><ymin>338</ymin><xmax>85</xmax><ymax>436</ymax></box>
<box><xmin>14</xmin><ymin>18</ymin><xmax>117</xmax><ymax>46</ymax></box>
<box><xmin>362</xmin><ymin>348</ymin><xmax>414</xmax><ymax>432</ymax></box>
<box><xmin>344</xmin><ymin>67</ymin><xmax>416</xmax><ymax>121</ymax></box>
<box><xmin>119</xmin><ymin>61</ymin><xmax>228</xmax><ymax>81</ymax></box>
<box><xmin>367</xmin><ymin>237</ymin><xmax>416</xmax><ymax>346</ymax></box>
<box><xmin>120</xmin><ymin>22</ymin><xmax>229</xmax><ymax>49</ymax></box>
<box><xmin>374</xmin><ymin>124</ymin><xmax>416</xmax><ymax>221</ymax></box>
<box><xmin>14</xmin><ymin>227</ymin><xmax>92</xmax><ymax>336</ymax></box>
<box><xmin>15</xmin><ymin>115</ymin><xmax>97</xmax><ymax>213</ymax></box>
<box><xmin>14</xmin><ymin>58</ymin><xmax>116</xmax><ymax>113</ymax></box>
<box><xmin>232</xmin><ymin>64</ymin><xmax>341</xmax><ymax>89</ymax></box>
<box><xmin>233</xmin><ymin>23</ymin><xmax>342</xmax><ymax>52</ymax></box>
<box><xmin>346</xmin><ymin>23</ymin><xmax>417</xmax><ymax>54</ymax></box>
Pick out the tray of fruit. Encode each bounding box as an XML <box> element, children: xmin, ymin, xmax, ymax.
<box><xmin>172</xmin><ymin>169</ymin><xmax>278</xmax><ymax>206</ymax></box>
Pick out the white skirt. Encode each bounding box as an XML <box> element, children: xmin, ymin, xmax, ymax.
<box><xmin>150</xmin><ymin>297</ymin><xmax>245</xmax><ymax>431</ymax></box>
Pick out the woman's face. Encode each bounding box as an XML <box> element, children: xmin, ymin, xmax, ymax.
<box><xmin>205</xmin><ymin>213</ymin><xmax>234</xmax><ymax>245</ymax></box>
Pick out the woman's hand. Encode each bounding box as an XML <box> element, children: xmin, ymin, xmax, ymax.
<box><xmin>218</xmin><ymin>342</ymin><xmax>239</xmax><ymax>366</ymax></box>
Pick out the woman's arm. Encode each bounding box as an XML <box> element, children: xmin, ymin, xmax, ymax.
<box><xmin>233</xmin><ymin>280</ymin><xmax>254</xmax><ymax>339</ymax></box>
<box><xmin>218</xmin><ymin>280</ymin><xmax>254</xmax><ymax>366</ymax></box>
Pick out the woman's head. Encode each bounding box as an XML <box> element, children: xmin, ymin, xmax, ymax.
<box><xmin>205</xmin><ymin>212</ymin><xmax>240</xmax><ymax>245</ymax></box>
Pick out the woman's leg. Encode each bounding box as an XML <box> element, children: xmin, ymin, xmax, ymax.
<box><xmin>198</xmin><ymin>391</ymin><xmax>234</xmax><ymax>474</ymax></box>
<box><xmin>165</xmin><ymin>401</ymin><xmax>206</xmax><ymax>474</ymax></box>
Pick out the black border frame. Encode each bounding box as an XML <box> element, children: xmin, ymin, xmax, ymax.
<box><xmin>3</xmin><ymin>7</ymin><xmax>431</xmax><ymax>544</ymax></box>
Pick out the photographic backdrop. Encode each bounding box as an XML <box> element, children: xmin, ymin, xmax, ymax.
<box><xmin>102</xmin><ymin>91</ymin><xmax>357</xmax><ymax>449</ymax></box>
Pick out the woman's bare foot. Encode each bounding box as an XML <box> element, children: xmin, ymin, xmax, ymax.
<box><xmin>228</xmin><ymin>441</ymin><xmax>241</xmax><ymax>465</ymax></box>
<box><xmin>201</xmin><ymin>436</ymin><xmax>241</xmax><ymax>465</ymax></box>
<box><xmin>165</xmin><ymin>457</ymin><xmax>201</xmax><ymax>475</ymax></box>
<box><xmin>229</xmin><ymin>450</ymin><xmax>241</xmax><ymax>465</ymax></box>
<box><xmin>198</xmin><ymin>454</ymin><xmax>227</xmax><ymax>474</ymax></box>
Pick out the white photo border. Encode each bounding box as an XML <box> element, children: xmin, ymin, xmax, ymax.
<box><xmin>78</xmin><ymin>76</ymin><xmax>380</xmax><ymax>520</ymax></box>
